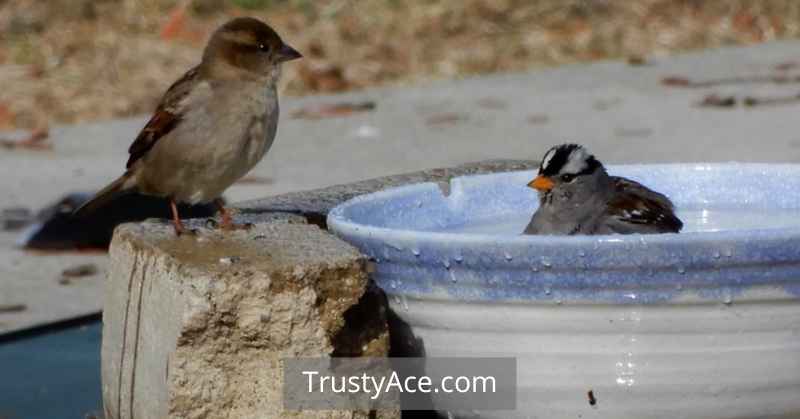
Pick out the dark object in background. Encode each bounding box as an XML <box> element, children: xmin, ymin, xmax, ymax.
<box><xmin>18</xmin><ymin>193</ymin><xmax>219</xmax><ymax>251</ymax></box>
<box><xmin>1</xmin><ymin>207</ymin><xmax>33</xmax><ymax>231</ymax></box>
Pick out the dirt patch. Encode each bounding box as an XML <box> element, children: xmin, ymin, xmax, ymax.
<box><xmin>2</xmin><ymin>0</ymin><xmax>800</xmax><ymax>130</ymax></box>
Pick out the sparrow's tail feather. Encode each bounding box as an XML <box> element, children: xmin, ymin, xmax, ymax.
<box><xmin>73</xmin><ymin>173</ymin><xmax>137</xmax><ymax>217</ymax></box>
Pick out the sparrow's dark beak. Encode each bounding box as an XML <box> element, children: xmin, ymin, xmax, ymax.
<box><xmin>277</xmin><ymin>44</ymin><xmax>302</xmax><ymax>62</ymax></box>
<box><xmin>528</xmin><ymin>175</ymin><xmax>554</xmax><ymax>192</ymax></box>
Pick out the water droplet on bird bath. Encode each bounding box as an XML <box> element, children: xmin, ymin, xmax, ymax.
<box><xmin>723</xmin><ymin>249</ymin><xmax>733</xmax><ymax>258</ymax></box>
<box><xmin>723</xmin><ymin>291</ymin><xmax>733</xmax><ymax>305</ymax></box>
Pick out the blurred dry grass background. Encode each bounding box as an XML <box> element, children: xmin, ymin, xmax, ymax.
<box><xmin>2</xmin><ymin>0</ymin><xmax>800</xmax><ymax>130</ymax></box>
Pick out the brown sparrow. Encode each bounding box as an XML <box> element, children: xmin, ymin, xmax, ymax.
<box><xmin>74</xmin><ymin>17</ymin><xmax>301</xmax><ymax>234</ymax></box>
<box><xmin>524</xmin><ymin>144</ymin><xmax>683</xmax><ymax>235</ymax></box>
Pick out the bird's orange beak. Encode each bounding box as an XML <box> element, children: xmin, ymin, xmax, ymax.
<box><xmin>528</xmin><ymin>175</ymin><xmax>554</xmax><ymax>191</ymax></box>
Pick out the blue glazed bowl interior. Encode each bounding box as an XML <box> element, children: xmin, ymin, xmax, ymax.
<box><xmin>337</xmin><ymin>164</ymin><xmax>800</xmax><ymax>235</ymax></box>
<box><xmin>328</xmin><ymin>164</ymin><xmax>800</xmax><ymax>302</ymax></box>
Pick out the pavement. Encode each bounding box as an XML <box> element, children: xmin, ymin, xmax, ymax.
<box><xmin>2</xmin><ymin>40</ymin><xmax>800</xmax><ymax>334</ymax></box>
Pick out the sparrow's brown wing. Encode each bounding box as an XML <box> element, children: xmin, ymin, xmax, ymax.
<box><xmin>126</xmin><ymin>66</ymin><xmax>200</xmax><ymax>169</ymax></box>
<box><xmin>602</xmin><ymin>177</ymin><xmax>683</xmax><ymax>233</ymax></box>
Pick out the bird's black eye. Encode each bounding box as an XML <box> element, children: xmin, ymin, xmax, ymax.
<box><xmin>258</xmin><ymin>43</ymin><xmax>268</xmax><ymax>52</ymax></box>
<box><xmin>560</xmin><ymin>173</ymin><xmax>575</xmax><ymax>182</ymax></box>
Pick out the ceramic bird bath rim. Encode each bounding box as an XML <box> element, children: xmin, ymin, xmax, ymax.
<box><xmin>327</xmin><ymin>163</ymin><xmax>800</xmax><ymax>419</ymax></box>
<box><xmin>328</xmin><ymin>163</ymin><xmax>800</xmax><ymax>304</ymax></box>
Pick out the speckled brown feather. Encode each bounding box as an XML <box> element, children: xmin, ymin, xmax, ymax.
<box><xmin>126</xmin><ymin>67</ymin><xmax>199</xmax><ymax>169</ymax></box>
<box><xmin>603</xmin><ymin>177</ymin><xmax>683</xmax><ymax>233</ymax></box>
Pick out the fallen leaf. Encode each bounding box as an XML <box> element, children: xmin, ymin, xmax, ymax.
<box><xmin>593</xmin><ymin>98</ymin><xmax>623</xmax><ymax>111</ymax></box>
<box><xmin>663</xmin><ymin>74</ymin><xmax>800</xmax><ymax>89</ymax></box>
<box><xmin>290</xmin><ymin>101</ymin><xmax>376</xmax><ymax>120</ymax></box>
<box><xmin>476</xmin><ymin>97</ymin><xmax>507</xmax><ymax>110</ymax></box>
<box><xmin>0</xmin><ymin>127</ymin><xmax>51</xmax><ymax>150</ymax></box>
<box><xmin>627</xmin><ymin>55</ymin><xmax>648</xmax><ymax>66</ymax></box>
<box><xmin>425</xmin><ymin>112</ymin><xmax>468</xmax><ymax>127</ymax></box>
<box><xmin>697</xmin><ymin>94</ymin><xmax>737</xmax><ymax>108</ymax></box>
<box><xmin>59</xmin><ymin>263</ymin><xmax>99</xmax><ymax>285</ymax></box>
<box><xmin>527</xmin><ymin>114</ymin><xmax>550</xmax><ymax>125</ymax></box>
<box><xmin>774</xmin><ymin>61</ymin><xmax>799</xmax><ymax>71</ymax></box>
<box><xmin>0</xmin><ymin>304</ymin><xmax>27</xmax><ymax>313</ymax></box>
<box><xmin>742</xmin><ymin>93</ymin><xmax>800</xmax><ymax>107</ymax></box>
<box><xmin>62</xmin><ymin>263</ymin><xmax>98</xmax><ymax>278</ymax></box>
<box><xmin>235</xmin><ymin>175</ymin><xmax>274</xmax><ymax>185</ymax></box>
<box><xmin>661</xmin><ymin>76</ymin><xmax>692</xmax><ymax>87</ymax></box>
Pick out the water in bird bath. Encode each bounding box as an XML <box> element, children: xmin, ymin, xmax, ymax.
<box><xmin>442</xmin><ymin>208</ymin><xmax>800</xmax><ymax>235</ymax></box>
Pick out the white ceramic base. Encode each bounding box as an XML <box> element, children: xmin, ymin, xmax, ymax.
<box><xmin>394</xmin><ymin>294</ymin><xmax>800</xmax><ymax>419</ymax></box>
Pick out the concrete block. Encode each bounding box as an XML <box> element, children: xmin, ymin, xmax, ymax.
<box><xmin>102</xmin><ymin>220</ymin><xmax>396</xmax><ymax>419</ymax></box>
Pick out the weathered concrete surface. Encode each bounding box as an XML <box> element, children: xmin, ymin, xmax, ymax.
<box><xmin>239</xmin><ymin>159</ymin><xmax>538</xmax><ymax>226</ymax></box>
<box><xmin>102</xmin><ymin>220</ymin><xmax>396</xmax><ymax>419</ymax></box>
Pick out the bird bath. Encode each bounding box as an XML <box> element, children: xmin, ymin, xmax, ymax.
<box><xmin>328</xmin><ymin>164</ymin><xmax>800</xmax><ymax>419</ymax></box>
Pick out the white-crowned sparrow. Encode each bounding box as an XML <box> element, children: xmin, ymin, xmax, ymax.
<box><xmin>74</xmin><ymin>17</ymin><xmax>301</xmax><ymax>234</ymax></box>
<box><xmin>523</xmin><ymin>144</ymin><xmax>683</xmax><ymax>235</ymax></box>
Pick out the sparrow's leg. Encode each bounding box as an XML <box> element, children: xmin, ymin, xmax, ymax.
<box><xmin>169</xmin><ymin>199</ymin><xmax>188</xmax><ymax>235</ymax></box>
<box><xmin>215</xmin><ymin>199</ymin><xmax>235</xmax><ymax>230</ymax></box>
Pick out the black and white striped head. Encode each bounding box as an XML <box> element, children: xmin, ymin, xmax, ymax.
<box><xmin>528</xmin><ymin>144</ymin><xmax>604</xmax><ymax>192</ymax></box>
